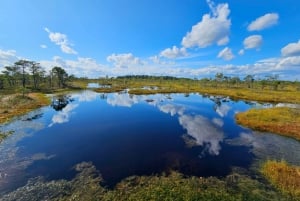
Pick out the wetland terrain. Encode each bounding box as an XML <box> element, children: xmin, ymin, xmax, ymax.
<box><xmin>0</xmin><ymin>77</ymin><xmax>300</xmax><ymax>200</ymax></box>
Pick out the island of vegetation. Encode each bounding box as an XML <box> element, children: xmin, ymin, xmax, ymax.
<box><xmin>1</xmin><ymin>59</ymin><xmax>300</xmax><ymax>200</ymax></box>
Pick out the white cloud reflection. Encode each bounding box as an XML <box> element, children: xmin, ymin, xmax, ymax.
<box><xmin>215</xmin><ymin>103</ymin><xmax>231</xmax><ymax>117</ymax></box>
<box><xmin>49</xmin><ymin>103</ymin><xmax>78</xmax><ymax>127</ymax></box>
<box><xmin>212</xmin><ymin>118</ymin><xmax>224</xmax><ymax>127</ymax></box>
<box><xmin>179</xmin><ymin>114</ymin><xmax>223</xmax><ymax>156</ymax></box>
<box><xmin>107</xmin><ymin>93</ymin><xmax>140</xmax><ymax>107</ymax></box>
<box><xmin>158</xmin><ymin>104</ymin><xmax>185</xmax><ymax>116</ymax></box>
<box><xmin>73</xmin><ymin>90</ymin><xmax>98</xmax><ymax>102</ymax></box>
<box><xmin>157</xmin><ymin>102</ymin><xmax>224</xmax><ymax>156</ymax></box>
<box><xmin>106</xmin><ymin>93</ymin><xmax>224</xmax><ymax>156</ymax></box>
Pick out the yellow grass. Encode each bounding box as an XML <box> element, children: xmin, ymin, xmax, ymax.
<box><xmin>236</xmin><ymin>107</ymin><xmax>300</xmax><ymax>140</ymax></box>
<box><xmin>0</xmin><ymin>93</ymin><xmax>50</xmax><ymax>124</ymax></box>
<box><xmin>261</xmin><ymin>160</ymin><xmax>300</xmax><ymax>198</ymax></box>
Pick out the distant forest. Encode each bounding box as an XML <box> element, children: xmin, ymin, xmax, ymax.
<box><xmin>1</xmin><ymin>59</ymin><xmax>300</xmax><ymax>92</ymax></box>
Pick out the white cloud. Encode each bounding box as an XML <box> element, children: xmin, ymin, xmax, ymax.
<box><xmin>276</xmin><ymin>56</ymin><xmax>300</xmax><ymax>69</ymax></box>
<box><xmin>243</xmin><ymin>35</ymin><xmax>263</xmax><ymax>50</ymax></box>
<box><xmin>238</xmin><ymin>49</ymin><xmax>245</xmax><ymax>55</ymax></box>
<box><xmin>40</xmin><ymin>44</ymin><xmax>47</xmax><ymax>49</ymax></box>
<box><xmin>44</xmin><ymin>27</ymin><xmax>77</xmax><ymax>54</ymax></box>
<box><xmin>39</xmin><ymin>56</ymin><xmax>106</xmax><ymax>78</ymax></box>
<box><xmin>107</xmin><ymin>53</ymin><xmax>142</xmax><ymax>68</ymax></box>
<box><xmin>0</xmin><ymin>49</ymin><xmax>19</xmax><ymax>70</ymax></box>
<box><xmin>181</xmin><ymin>0</ymin><xmax>231</xmax><ymax>48</ymax></box>
<box><xmin>281</xmin><ymin>40</ymin><xmax>300</xmax><ymax>57</ymax></box>
<box><xmin>248</xmin><ymin>13</ymin><xmax>279</xmax><ymax>31</ymax></box>
<box><xmin>160</xmin><ymin>46</ymin><xmax>187</xmax><ymax>59</ymax></box>
<box><xmin>217</xmin><ymin>47</ymin><xmax>234</xmax><ymax>61</ymax></box>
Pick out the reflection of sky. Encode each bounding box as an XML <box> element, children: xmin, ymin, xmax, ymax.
<box><xmin>158</xmin><ymin>102</ymin><xmax>224</xmax><ymax>156</ymax></box>
<box><xmin>107</xmin><ymin>93</ymin><xmax>140</xmax><ymax>107</ymax></box>
<box><xmin>179</xmin><ymin>114</ymin><xmax>223</xmax><ymax>156</ymax></box>
<box><xmin>215</xmin><ymin>104</ymin><xmax>231</xmax><ymax>117</ymax></box>
<box><xmin>0</xmin><ymin>110</ymin><xmax>54</xmax><ymax>191</ymax></box>
<box><xmin>212</xmin><ymin>118</ymin><xmax>224</xmax><ymax>127</ymax></box>
<box><xmin>228</xmin><ymin>132</ymin><xmax>300</xmax><ymax>166</ymax></box>
<box><xmin>158</xmin><ymin>104</ymin><xmax>185</xmax><ymax>116</ymax></box>
<box><xmin>49</xmin><ymin>103</ymin><xmax>78</xmax><ymax>127</ymax></box>
<box><xmin>72</xmin><ymin>90</ymin><xmax>98</xmax><ymax>102</ymax></box>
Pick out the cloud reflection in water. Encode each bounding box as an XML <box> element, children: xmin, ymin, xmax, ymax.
<box><xmin>158</xmin><ymin>102</ymin><xmax>224</xmax><ymax>156</ymax></box>
<box><xmin>49</xmin><ymin>103</ymin><xmax>78</xmax><ymax>127</ymax></box>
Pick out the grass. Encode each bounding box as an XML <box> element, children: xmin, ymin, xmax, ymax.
<box><xmin>2</xmin><ymin>162</ymin><xmax>290</xmax><ymax>201</ymax></box>
<box><xmin>261</xmin><ymin>160</ymin><xmax>300</xmax><ymax>199</ymax></box>
<box><xmin>236</xmin><ymin>107</ymin><xmax>300</xmax><ymax>141</ymax></box>
<box><xmin>96</xmin><ymin>78</ymin><xmax>300</xmax><ymax>104</ymax></box>
<box><xmin>0</xmin><ymin>93</ymin><xmax>50</xmax><ymax>124</ymax></box>
<box><xmin>0</xmin><ymin>130</ymin><xmax>14</xmax><ymax>143</ymax></box>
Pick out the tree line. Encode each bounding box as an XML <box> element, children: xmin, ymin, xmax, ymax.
<box><xmin>0</xmin><ymin>59</ymin><xmax>71</xmax><ymax>92</ymax></box>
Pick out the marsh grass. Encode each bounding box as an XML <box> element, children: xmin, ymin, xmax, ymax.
<box><xmin>2</xmin><ymin>162</ymin><xmax>290</xmax><ymax>201</ymax></box>
<box><xmin>261</xmin><ymin>160</ymin><xmax>300</xmax><ymax>199</ymax></box>
<box><xmin>0</xmin><ymin>93</ymin><xmax>50</xmax><ymax>124</ymax></box>
<box><xmin>236</xmin><ymin>107</ymin><xmax>300</xmax><ymax>141</ymax></box>
<box><xmin>96</xmin><ymin>78</ymin><xmax>300</xmax><ymax>104</ymax></box>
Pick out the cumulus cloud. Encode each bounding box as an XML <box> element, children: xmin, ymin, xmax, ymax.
<box><xmin>217</xmin><ymin>47</ymin><xmax>234</xmax><ymax>61</ymax></box>
<box><xmin>107</xmin><ymin>53</ymin><xmax>142</xmax><ymax>68</ymax></box>
<box><xmin>39</xmin><ymin>56</ymin><xmax>106</xmax><ymax>78</ymax></box>
<box><xmin>160</xmin><ymin>46</ymin><xmax>187</xmax><ymax>59</ymax></box>
<box><xmin>0</xmin><ymin>49</ymin><xmax>19</xmax><ymax>71</ymax></box>
<box><xmin>44</xmin><ymin>27</ymin><xmax>77</xmax><ymax>54</ymax></box>
<box><xmin>248</xmin><ymin>13</ymin><xmax>279</xmax><ymax>31</ymax></box>
<box><xmin>276</xmin><ymin>56</ymin><xmax>300</xmax><ymax>68</ymax></box>
<box><xmin>243</xmin><ymin>35</ymin><xmax>263</xmax><ymax>50</ymax></box>
<box><xmin>181</xmin><ymin>0</ymin><xmax>231</xmax><ymax>48</ymax></box>
<box><xmin>281</xmin><ymin>40</ymin><xmax>300</xmax><ymax>57</ymax></box>
<box><xmin>40</xmin><ymin>44</ymin><xmax>47</xmax><ymax>49</ymax></box>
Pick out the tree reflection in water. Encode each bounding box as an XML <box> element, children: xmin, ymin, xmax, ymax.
<box><xmin>51</xmin><ymin>95</ymin><xmax>74</xmax><ymax>111</ymax></box>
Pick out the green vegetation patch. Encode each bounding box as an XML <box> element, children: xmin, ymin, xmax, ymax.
<box><xmin>2</xmin><ymin>162</ymin><xmax>290</xmax><ymax>201</ymax></box>
<box><xmin>236</xmin><ymin>107</ymin><xmax>300</xmax><ymax>141</ymax></box>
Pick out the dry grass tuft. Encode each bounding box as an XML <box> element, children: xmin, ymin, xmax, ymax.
<box><xmin>261</xmin><ymin>160</ymin><xmax>300</xmax><ymax>198</ymax></box>
<box><xmin>0</xmin><ymin>93</ymin><xmax>50</xmax><ymax>124</ymax></box>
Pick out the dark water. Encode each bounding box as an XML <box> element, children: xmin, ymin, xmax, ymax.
<box><xmin>1</xmin><ymin>90</ymin><xmax>300</xmax><ymax>193</ymax></box>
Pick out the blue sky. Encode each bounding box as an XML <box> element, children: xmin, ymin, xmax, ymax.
<box><xmin>0</xmin><ymin>0</ymin><xmax>300</xmax><ymax>80</ymax></box>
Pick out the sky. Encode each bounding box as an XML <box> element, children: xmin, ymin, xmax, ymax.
<box><xmin>0</xmin><ymin>0</ymin><xmax>300</xmax><ymax>80</ymax></box>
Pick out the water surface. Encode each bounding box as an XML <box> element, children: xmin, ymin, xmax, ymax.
<box><xmin>1</xmin><ymin>90</ymin><xmax>300</xmax><ymax>193</ymax></box>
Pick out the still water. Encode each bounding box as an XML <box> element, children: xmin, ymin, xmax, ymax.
<box><xmin>1</xmin><ymin>90</ymin><xmax>300</xmax><ymax>194</ymax></box>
